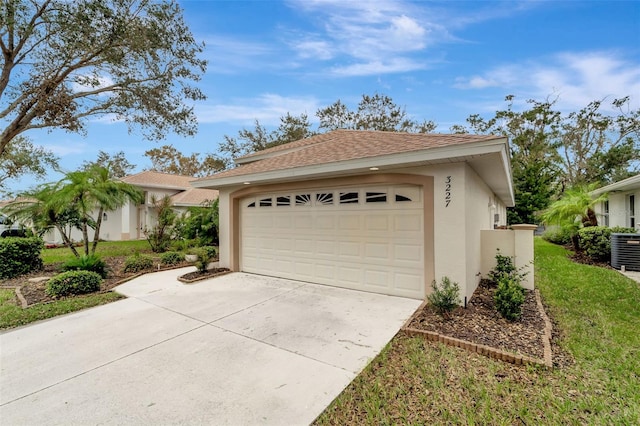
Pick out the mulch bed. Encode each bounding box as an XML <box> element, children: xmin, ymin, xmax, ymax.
<box><xmin>407</xmin><ymin>280</ymin><xmax>573</xmax><ymax>368</ymax></box>
<box><xmin>178</xmin><ymin>268</ymin><xmax>231</xmax><ymax>283</ymax></box>
<box><xmin>0</xmin><ymin>257</ymin><xmax>194</xmax><ymax>306</ymax></box>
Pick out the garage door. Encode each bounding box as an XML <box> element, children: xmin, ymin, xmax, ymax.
<box><xmin>240</xmin><ymin>185</ymin><xmax>424</xmax><ymax>299</ymax></box>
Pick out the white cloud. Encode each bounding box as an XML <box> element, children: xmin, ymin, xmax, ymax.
<box><xmin>196</xmin><ymin>94</ymin><xmax>321</xmax><ymax>125</ymax></box>
<box><xmin>202</xmin><ymin>36</ymin><xmax>276</xmax><ymax>73</ymax></box>
<box><xmin>41</xmin><ymin>141</ymin><xmax>88</xmax><ymax>156</ymax></box>
<box><xmin>454</xmin><ymin>51</ymin><xmax>640</xmax><ymax>110</ymax></box>
<box><xmin>331</xmin><ymin>58</ymin><xmax>426</xmax><ymax>77</ymax></box>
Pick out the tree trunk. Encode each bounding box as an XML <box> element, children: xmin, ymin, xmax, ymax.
<box><xmin>55</xmin><ymin>223</ymin><xmax>80</xmax><ymax>257</ymax></box>
<box><xmin>91</xmin><ymin>208</ymin><xmax>104</xmax><ymax>255</ymax></box>
<box><xmin>81</xmin><ymin>221</ymin><xmax>90</xmax><ymax>256</ymax></box>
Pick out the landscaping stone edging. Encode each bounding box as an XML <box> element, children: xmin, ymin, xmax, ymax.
<box><xmin>177</xmin><ymin>270</ymin><xmax>232</xmax><ymax>284</ymax></box>
<box><xmin>400</xmin><ymin>293</ymin><xmax>554</xmax><ymax>369</ymax></box>
<box><xmin>2</xmin><ymin>286</ymin><xmax>28</xmax><ymax>308</ymax></box>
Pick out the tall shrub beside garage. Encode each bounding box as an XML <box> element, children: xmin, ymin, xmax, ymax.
<box><xmin>0</xmin><ymin>236</ymin><xmax>44</xmax><ymax>279</ymax></box>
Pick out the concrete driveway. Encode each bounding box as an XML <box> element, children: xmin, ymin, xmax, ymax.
<box><xmin>0</xmin><ymin>269</ymin><xmax>421</xmax><ymax>425</ymax></box>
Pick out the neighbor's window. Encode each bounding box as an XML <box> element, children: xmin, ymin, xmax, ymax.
<box><xmin>603</xmin><ymin>200</ymin><xmax>609</xmax><ymax>227</ymax></box>
<box><xmin>339</xmin><ymin>192</ymin><xmax>359</xmax><ymax>204</ymax></box>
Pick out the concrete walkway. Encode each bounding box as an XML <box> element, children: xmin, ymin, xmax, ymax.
<box><xmin>1</xmin><ymin>269</ymin><xmax>421</xmax><ymax>425</ymax></box>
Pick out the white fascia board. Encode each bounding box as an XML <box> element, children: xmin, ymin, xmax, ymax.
<box><xmin>590</xmin><ymin>174</ymin><xmax>640</xmax><ymax>196</ymax></box>
<box><xmin>193</xmin><ymin>138</ymin><xmax>508</xmax><ymax>189</ymax></box>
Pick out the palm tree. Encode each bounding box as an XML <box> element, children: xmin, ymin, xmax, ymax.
<box><xmin>4</xmin><ymin>166</ymin><xmax>143</xmax><ymax>257</ymax></box>
<box><xmin>540</xmin><ymin>184</ymin><xmax>607</xmax><ymax>250</ymax></box>
<box><xmin>53</xmin><ymin>165</ymin><xmax>143</xmax><ymax>256</ymax></box>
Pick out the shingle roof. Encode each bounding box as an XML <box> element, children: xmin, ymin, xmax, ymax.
<box><xmin>170</xmin><ymin>188</ymin><xmax>219</xmax><ymax>206</ymax></box>
<box><xmin>120</xmin><ymin>170</ymin><xmax>195</xmax><ymax>189</ymax></box>
<box><xmin>197</xmin><ymin>130</ymin><xmax>503</xmax><ymax>181</ymax></box>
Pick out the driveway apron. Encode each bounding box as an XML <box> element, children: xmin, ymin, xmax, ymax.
<box><xmin>1</xmin><ymin>270</ymin><xmax>421</xmax><ymax>425</ymax></box>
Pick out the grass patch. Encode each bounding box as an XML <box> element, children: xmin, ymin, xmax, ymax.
<box><xmin>0</xmin><ymin>289</ymin><xmax>123</xmax><ymax>330</ymax></box>
<box><xmin>41</xmin><ymin>240</ymin><xmax>152</xmax><ymax>264</ymax></box>
<box><xmin>315</xmin><ymin>238</ymin><xmax>640</xmax><ymax>424</ymax></box>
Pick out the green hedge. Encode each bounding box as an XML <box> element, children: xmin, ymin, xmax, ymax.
<box><xmin>46</xmin><ymin>270</ymin><xmax>102</xmax><ymax>298</ymax></box>
<box><xmin>123</xmin><ymin>253</ymin><xmax>154</xmax><ymax>273</ymax></box>
<box><xmin>578</xmin><ymin>226</ymin><xmax>636</xmax><ymax>261</ymax></box>
<box><xmin>0</xmin><ymin>237</ymin><xmax>44</xmax><ymax>279</ymax></box>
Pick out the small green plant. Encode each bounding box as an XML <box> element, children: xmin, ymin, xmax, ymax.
<box><xmin>160</xmin><ymin>251</ymin><xmax>184</xmax><ymax>265</ymax></box>
<box><xmin>488</xmin><ymin>250</ymin><xmax>528</xmax><ymax>286</ymax></box>
<box><xmin>427</xmin><ymin>277</ymin><xmax>461</xmax><ymax>318</ymax></box>
<box><xmin>494</xmin><ymin>277</ymin><xmax>526</xmax><ymax>321</ymax></box>
<box><xmin>61</xmin><ymin>254</ymin><xmax>108</xmax><ymax>278</ymax></box>
<box><xmin>200</xmin><ymin>245</ymin><xmax>218</xmax><ymax>259</ymax></box>
<box><xmin>190</xmin><ymin>247</ymin><xmax>212</xmax><ymax>273</ymax></box>
<box><xmin>45</xmin><ymin>270</ymin><xmax>102</xmax><ymax>298</ymax></box>
<box><xmin>123</xmin><ymin>253</ymin><xmax>154</xmax><ymax>273</ymax></box>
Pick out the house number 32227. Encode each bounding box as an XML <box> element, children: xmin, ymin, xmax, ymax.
<box><xmin>445</xmin><ymin>176</ymin><xmax>452</xmax><ymax>207</ymax></box>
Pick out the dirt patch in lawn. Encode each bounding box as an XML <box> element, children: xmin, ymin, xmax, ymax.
<box><xmin>0</xmin><ymin>256</ymin><xmax>194</xmax><ymax>306</ymax></box>
<box><xmin>407</xmin><ymin>280</ymin><xmax>573</xmax><ymax>368</ymax></box>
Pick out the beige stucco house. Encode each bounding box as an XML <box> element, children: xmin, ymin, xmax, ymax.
<box><xmin>43</xmin><ymin>171</ymin><xmax>218</xmax><ymax>243</ymax></box>
<box><xmin>193</xmin><ymin>130</ymin><xmax>531</xmax><ymax>301</ymax></box>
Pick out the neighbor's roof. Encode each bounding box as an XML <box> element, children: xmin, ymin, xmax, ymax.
<box><xmin>590</xmin><ymin>174</ymin><xmax>640</xmax><ymax>196</ymax></box>
<box><xmin>120</xmin><ymin>170</ymin><xmax>195</xmax><ymax>189</ymax></box>
<box><xmin>196</xmin><ymin>130</ymin><xmax>505</xmax><ymax>181</ymax></box>
<box><xmin>170</xmin><ymin>188</ymin><xmax>218</xmax><ymax>206</ymax></box>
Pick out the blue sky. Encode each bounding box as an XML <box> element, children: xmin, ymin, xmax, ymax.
<box><xmin>6</xmin><ymin>0</ymin><xmax>640</xmax><ymax>193</ymax></box>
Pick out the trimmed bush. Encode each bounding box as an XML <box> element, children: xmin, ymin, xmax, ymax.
<box><xmin>123</xmin><ymin>253</ymin><xmax>154</xmax><ymax>273</ymax></box>
<box><xmin>578</xmin><ymin>226</ymin><xmax>636</xmax><ymax>261</ymax></box>
<box><xmin>427</xmin><ymin>277</ymin><xmax>461</xmax><ymax>318</ymax></box>
<box><xmin>46</xmin><ymin>270</ymin><xmax>102</xmax><ymax>298</ymax></box>
<box><xmin>61</xmin><ymin>254</ymin><xmax>108</xmax><ymax>278</ymax></box>
<box><xmin>0</xmin><ymin>237</ymin><xmax>44</xmax><ymax>279</ymax></box>
<box><xmin>160</xmin><ymin>251</ymin><xmax>184</xmax><ymax>265</ymax></box>
<box><xmin>542</xmin><ymin>225</ymin><xmax>574</xmax><ymax>246</ymax></box>
<box><xmin>494</xmin><ymin>277</ymin><xmax>525</xmax><ymax>321</ymax></box>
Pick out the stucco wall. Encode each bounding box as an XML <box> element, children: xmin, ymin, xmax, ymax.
<box><xmin>216</xmin><ymin>160</ymin><xmax>508</xmax><ymax>301</ymax></box>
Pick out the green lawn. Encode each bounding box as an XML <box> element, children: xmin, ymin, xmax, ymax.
<box><xmin>41</xmin><ymin>239</ymin><xmax>152</xmax><ymax>264</ymax></box>
<box><xmin>0</xmin><ymin>289</ymin><xmax>124</xmax><ymax>329</ymax></box>
<box><xmin>315</xmin><ymin>238</ymin><xmax>640</xmax><ymax>424</ymax></box>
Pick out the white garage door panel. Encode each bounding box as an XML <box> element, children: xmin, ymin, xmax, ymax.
<box><xmin>241</xmin><ymin>185</ymin><xmax>425</xmax><ymax>299</ymax></box>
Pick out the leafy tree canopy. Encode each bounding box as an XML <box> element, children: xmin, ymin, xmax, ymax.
<box><xmin>81</xmin><ymin>150</ymin><xmax>134</xmax><ymax>179</ymax></box>
<box><xmin>219</xmin><ymin>94</ymin><xmax>436</xmax><ymax>161</ymax></box>
<box><xmin>0</xmin><ymin>0</ymin><xmax>207</xmax><ymax>157</ymax></box>
<box><xmin>0</xmin><ymin>135</ymin><xmax>58</xmax><ymax>195</ymax></box>
<box><xmin>145</xmin><ymin>144</ymin><xmax>226</xmax><ymax>177</ymax></box>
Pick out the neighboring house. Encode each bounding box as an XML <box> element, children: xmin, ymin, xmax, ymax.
<box><xmin>193</xmin><ymin>129</ymin><xmax>527</xmax><ymax>301</ymax></box>
<box><xmin>592</xmin><ymin>174</ymin><xmax>640</xmax><ymax>230</ymax></box>
<box><xmin>41</xmin><ymin>171</ymin><xmax>218</xmax><ymax>244</ymax></box>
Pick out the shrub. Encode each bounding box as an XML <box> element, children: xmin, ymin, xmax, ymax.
<box><xmin>46</xmin><ymin>270</ymin><xmax>102</xmax><ymax>298</ymax></box>
<box><xmin>542</xmin><ymin>225</ymin><xmax>574</xmax><ymax>246</ymax></box>
<box><xmin>494</xmin><ymin>277</ymin><xmax>526</xmax><ymax>321</ymax></box>
<box><xmin>190</xmin><ymin>247</ymin><xmax>212</xmax><ymax>273</ymax></box>
<box><xmin>0</xmin><ymin>237</ymin><xmax>44</xmax><ymax>279</ymax></box>
<box><xmin>61</xmin><ymin>254</ymin><xmax>108</xmax><ymax>278</ymax></box>
<box><xmin>578</xmin><ymin>226</ymin><xmax>636</xmax><ymax>261</ymax></box>
<box><xmin>160</xmin><ymin>251</ymin><xmax>184</xmax><ymax>265</ymax></box>
<box><xmin>123</xmin><ymin>253</ymin><xmax>154</xmax><ymax>273</ymax></box>
<box><xmin>170</xmin><ymin>238</ymin><xmax>197</xmax><ymax>252</ymax></box>
<box><xmin>488</xmin><ymin>250</ymin><xmax>527</xmax><ymax>285</ymax></box>
<box><xmin>427</xmin><ymin>277</ymin><xmax>461</xmax><ymax>318</ymax></box>
<box><xmin>200</xmin><ymin>245</ymin><xmax>218</xmax><ymax>259</ymax></box>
